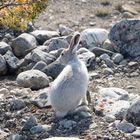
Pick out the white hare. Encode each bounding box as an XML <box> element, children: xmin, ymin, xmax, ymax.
<box><xmin>50</xmin><ymin>33</ymin><xmax>89</xmax><ymax>117</ymax></box>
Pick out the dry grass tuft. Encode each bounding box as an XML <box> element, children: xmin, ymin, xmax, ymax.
<box><xmin>95</xmin><ymin>7</ymin><xmax>111</xmax><ymax>17</ymax></box>
<box><xmin>115</xmin><ymin>2</ymin><xmax>123</xmax><ymax>12</ymax></box>
<box><xmin>99</xmin><ymin>0</ymin><xmax>111</xmax><ymax>6</ymax></box>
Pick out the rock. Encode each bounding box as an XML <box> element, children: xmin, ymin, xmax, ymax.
<box><xmin>19</xmin><ymin>62</ymin><xmax>36</xmax><ymax>72</ymax></box>
<box><xmin>22</xmin><ymin>116</ymin><xmax>37</xmax><ymax>131</ymax></box>
<box><xmin>100</xmin><ymin>54</ymin><xmax>114</xmax><ymax>67</ymax></box>
<box><xmin>103</xmin><ymin>68</ymin><xmax>114</xmax><ymax>75</ymax></box>
<box><xmin>122</xmin><ymin>12</ymin><xmax>134</xmax><ymax>18</ymax></box>
<box><xmin>102</xmin><ymin>39</ymin><xmax>115</xmax><ymax>52</ymax></box>
<box><xmin>0</xmin><ymin>88</ymin><xmax>9</xmax><ymax>95</ymax></box>
<box><xmin>104</xmin><ymin>115</ymin><xmax>116</xmax><ymax>123</ymax></box>
<box><xmin>0</xmin><ymin>129</ymin><xmax>9</xmax><ymax>139</ymax></box>
<box><xmin>42</xmin><ymin>61</ymin><xmax>64</xmax><ymax>79</ymax></box>
<box><xmin>0</xmin><ymin>41</ymin><xmax>12</xmax><ymax>55</ymax></box>
<box><xmin>34</xmin><ymin>45</ymin><xmax>49</xmax><ymax>53</ymax></box>
<box><xmin>32</xmin><ymin>61</ymin><xmax>47</xmax><ymax>71</ymax></box>
<box><xmin>77</xmin><ymin>48</ymin><xmax>95</xmax><ymax>68</ymax></box>
<box><xmin>109</xmin><ymin>19</ymin><xmax>140</xmax><ymax>57</ymax></box>
<box><xmin>8</xmin><ymin>134</ymin><xmax>27</xmax><ymax>140</ymax></box>
<box><xmin>129</xmin><ymin>71</ymin><xmax>139</xmax><ymax>77</ymax></box>
<box><xmin>96</xmin><ymin>87</ymin><xmax>130</xmax><ymax>117</ymax></box>
<box><xmin>112</xmin><ymin>53</ymin><xmax>124</xmax><ymax>64</ymax></box>
<box><xmin>128</xmin><ymin>61</ymin><xmax>138</xmax><ymax>68</ymax></box>
<box><xmin>31</xmin><ymin>89</ymin><xmax>51</xmax><ymax>108</ymax></box>
<box><xmin>99</xmin><ymin>53</ymin><xmax>110</xmax><ymax>61</ymax></box>
<box><xmin>59</xmin><ymin>120</ymin><xmax>77</xmax><ymax>129</ymax></box>
<box><xmin>49</xmin><ymin>48</ymin><xmax>64</xmax><ymax>58</ymax></box>
<box><xmin>44</xmin><ymin>37</ymin><xmax>69</xmax><ymax>52</ymax></box>
<box><xmin>90</xmin><ymin>47</ymin><xmax>114</xmax><ymax>57</ymax></box>
<box><xmin>59</xmin><ymin>25</ymin><xmax>73</xmax><ymax>36</ymax></box>
<box><xmin>119</xmin><ymin>59</ymin><xmax>128</xmax><ymax>65</ymax></box>
<box><xmin>16</xmin><ymin>70</ymin><xmax>49</xmax><ymax>89</ymax></box>
<box><xmin>30</xmin><ymin>30</ymin><xmax>59</xmax><ymax>45</ymax></box>
<box><xmin>80</xmin><ymin>28</ymin><xmax>108</xmax><ymax>49</ymax></box>
<box><xmin>98</xmin><ymin>87</ymin><xmax>129</xmax><ymax>100</ymax></box>
<box><xmin>31</xmin><ymin>50</ymin><xmax>56</xmax><ymax>65</ymax></box>
<box><xmin>30</xmin><ymin>125</ymin><xmax>51</xmax><ymax>134</ymax></box>
<box><xmin>4</xmin><ymin>51</ymin><xmax>21</xmax><ymax>73</ymax></box>
<box><xmin>89</xmin><ymin>72</ymin><xmax>100</xmax><ymax>80</ymax></box>
<box><xmin>132</xmin><ymin>130</ymin><xmax>140</xmax><ymax>138</ymax></box>
<box><xmin>11</xmin><ymin>33</ymin><xmax>37</xmax><ymax>57</ymax></box>
<box><xmin>104</xmin><ymin>58</ymin><xmax>114</xmax><ymax>68</ymax></box>
<box><xmin>0</xmin><ymin>54</ymin><xmax>7</xmax><ymax>75</ymax></box>
<box><xmin>121</xmin><ymin>4</ymin><xmax>138</xmax><ymax>15</ymax></box>
<box><xmin>116</xmin><ymin>121</ymin><xmax>135</xmax><ymax>133</ymax></box>
<box><xmin>10</xmin><ymin>99</ymin><xmax>26</xmax><ymax>111</ymax></box>
<box><xmin>79</xmin><ymin>111</ymin><xmax>92</xmax><ymax>118</ymax></box>
<box><xmin>44</xmin><ymin>137</ymin><xmax>82</xmax><ymax>140</ymax></box>
<box><xmin>30</xmin><ymin>125</ymin><xmax>45</xmax><ymax>134</ymax></box>
<box><xmin>126</xmin><ymin>100</ymin><xmax>140</xmax><ymax>126</ymax></box>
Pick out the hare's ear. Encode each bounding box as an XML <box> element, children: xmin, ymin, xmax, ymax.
<box><xmin>68</xmin><ymin>33</ymin><xmax>80</xmax><ymax>53</ymax></box>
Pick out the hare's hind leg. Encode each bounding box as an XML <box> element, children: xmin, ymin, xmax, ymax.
<box><xmin>56</xmin><ymin>111</ymin><xmax>68</xmax><ymax>118</ymax></box>
<box><xmin>74</xmin><ymin>105</ymin><xmax>90</xmax><ymax>113</ymax></box>
<box><xmin>82</xmin><ymin>95</ymin><xmax>88</xmax><ymax>105</ymax></box>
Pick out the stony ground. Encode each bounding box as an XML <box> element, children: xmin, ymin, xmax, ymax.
<box><xmin>0</xmin><ymin>0</ymin><xmax>140</xmax><ymax>140</ymax></box>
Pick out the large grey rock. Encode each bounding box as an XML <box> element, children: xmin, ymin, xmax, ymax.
<box><xmin>126</xmin><ymin>100</ymin><xmax>140</xmax><ymax>126</ymax></box>
<box><xmin>31</xmin><ymin>50</ymin><xmax>56</xmax><ymax>65</ymax></box>
<box><xmin>16</xmin><ymin>70</ymin><xmax>49</xmax><ymax>89</ymax></box>
<box><xmin>80</xmin><ymin>28</ymin><xmax>108</xmax><ymax>49</ymax></box>
<box><xmin>30</xmin><ymin>30</ymin><xmax>59</xmax><ymax>45</ymax></box>
<box><xmin>0</xmin><ymin>54</ymin><xmax>7</xmax><ymax>75</ymax></box>
<box><xmin>44</xmin><ymin>37</ymin><xmax>69</xmax><ymax>52</ymax></box>
<box><xmin>22</xmin><ymin>116</ymin><xmax>37</xmax><ymax>131</ymax></box>
<box><xmin>42</xmin><ymin>61</ymin><xmax>64</xmax><ymax>79</ymax></box>
<box><xmin>109</xmin><ymin>19</ymin><xmax>140</xmax><ymax>57</ymax></box>
<box><xmin>90</xmin><ymin>47</ymin><xmax>114</xmax><ymax>57</ymax></box>
<box><xmin>116</xmin><ymin>121</ymin><xmax>135</xmax><ymax>133</ymax></box>
<box><xmin>4</xmin><ymin>51</ymin><xmax>21</xmax><ymax>73</ymax></box>
<box><xmin>12</xmin><ymin>33</ymin><xmax>37</xmax><ymax>57</ymax></box>
<box><xmin>0</xmin><ymin>41</ymin><xmax>12</xmax><ymax>55</ymax></box>
<box><xmin>77</xmin><ymin>48</ymin><xmax>95</xmax><ymax>68</ymax></box>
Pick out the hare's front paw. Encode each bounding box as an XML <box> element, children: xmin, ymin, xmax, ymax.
<box><xmin>56</xmin><ymin>111</ymin><xmax>68</xmax><ymax>118</ymax></box>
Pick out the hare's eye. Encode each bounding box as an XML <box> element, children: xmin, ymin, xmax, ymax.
<box><xmin>61</xmin><ymin>53</ymin><xmax>64</xmax><ymax>56</ymax></box>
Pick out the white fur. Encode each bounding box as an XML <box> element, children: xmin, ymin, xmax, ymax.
<box><xmin>49</xmin><ymin>33</ymin><xmax>89</xmax><ymax>117</ymax></box>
